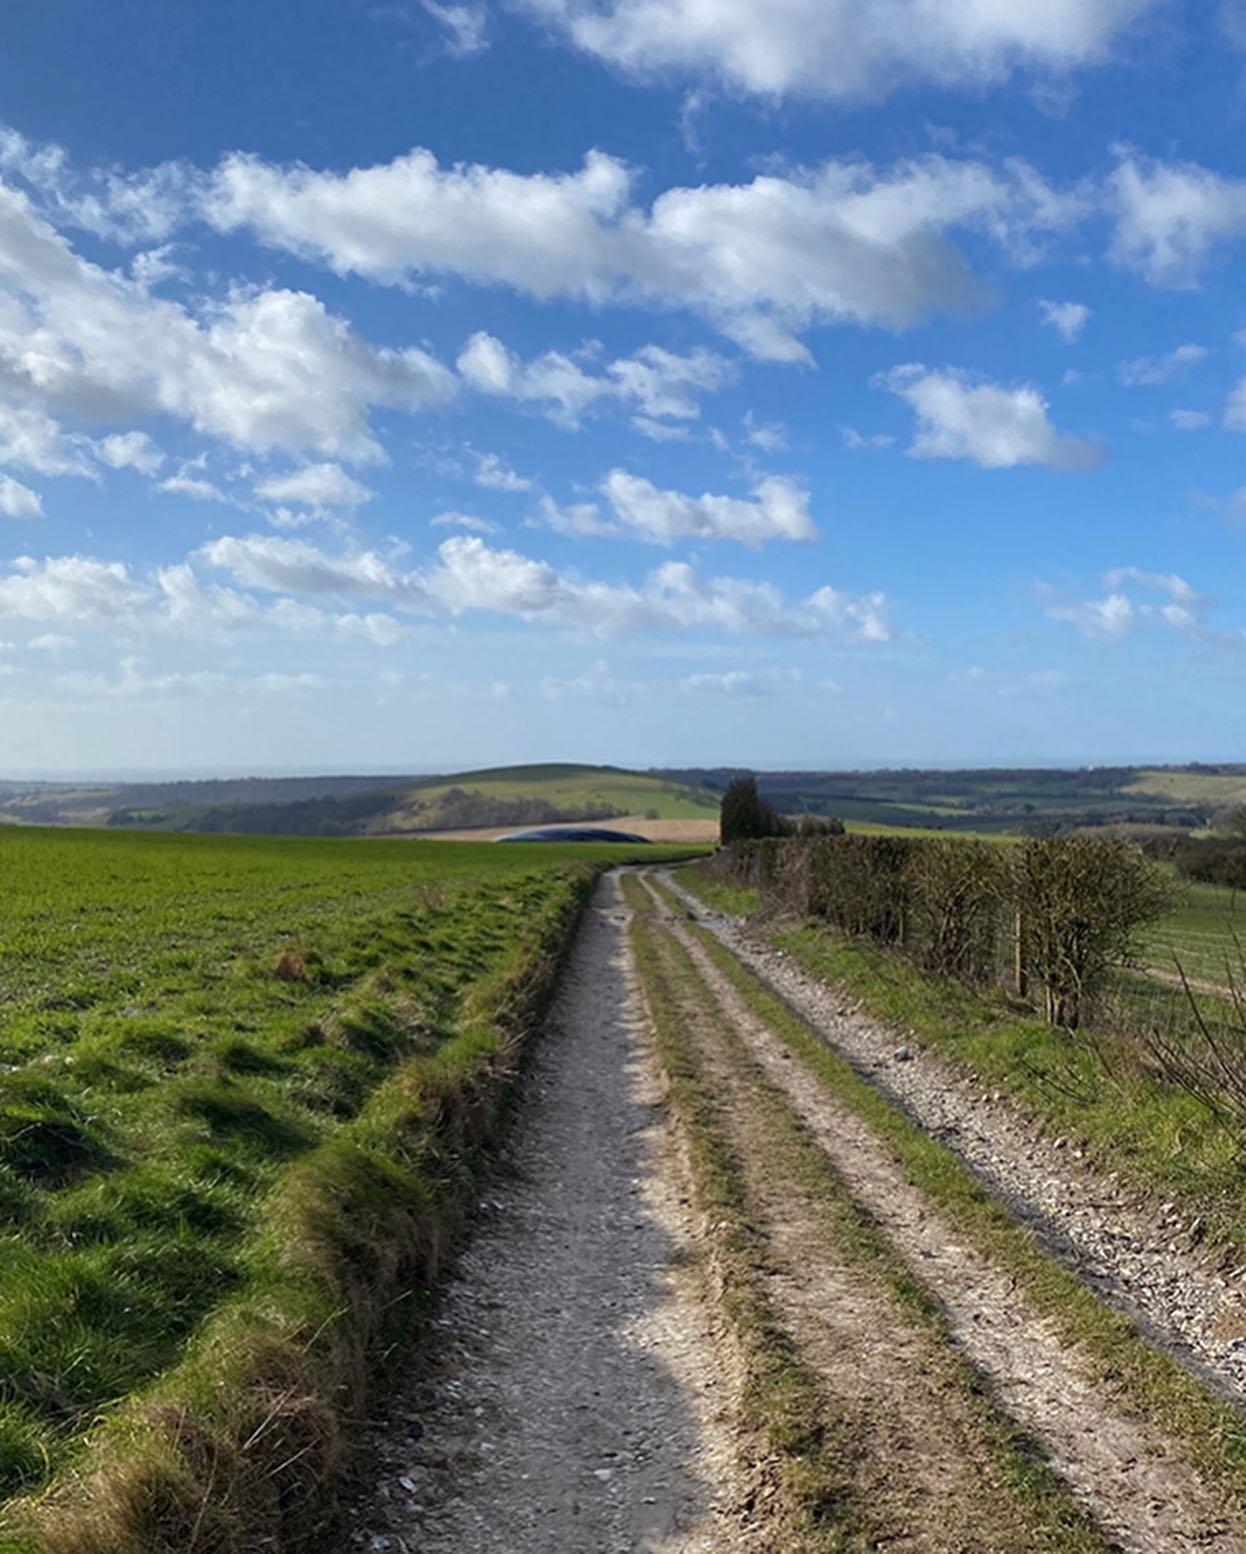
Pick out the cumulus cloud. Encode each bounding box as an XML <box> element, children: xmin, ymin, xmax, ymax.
<box><xmin>0</xmin><ymin>179</ymin><xmax>456</xmax><ymax>466</ymax></box>
<box><xmin>1045</xmin><ymin>567</ymin><xmax>1205</xmax><ymax>638</ymax></box>
<box><xmin>600</xmin><ymin>471</ymin><xmax>817</xmax><ymax>545</ymax></box>
<box><xmin>458</xmin><ymin>331</ymin><xmax>731</xmax><ymax>425</ymax></box>
<box><xmin>195</xmin><ymin>529</ymin><xmax>890</xmax><ymax>640</ymax></box>
<box><xmin>0</xmin><ymin>400</ymin><xmax>95</xmax><ymax>478</ymax></box>
<box><xmin>472</xmin><ymin>451</ymin><xmax>533</xmax><ymax>491</ymax></box>
<box><xmin>158</xmin><ymin>471</ymin><xmax>234</xmax><ymax>504</ymax></box>
<box><xmin>95</xmin><ymin>430</ymin><xmax>165</xmax><ymax>476</ymax></box>
<box><xmin>0</xmin><ymin>473</ymin><xmax>41</xmax><ymax>518</ymax></box>
<box><xmin>422</xmin><ymin>0</ymin><xmax>489</xmax><ymax>54</ymax></box>
<box><xmin>516</xmin><ymin>0</ymin><xmax>1154</xmax><ymax>101</ymax></box>
<box><xmin>1118</xmin><ymin>343</ymin><xmax>1207</xmax><ymax>386</ymax></box>
<box><xmin>0</xmin><ymin>555</ymin><xmax>148</xmax><ymax>624</ymax></box>
<box><xmin>1108</xmin><ymin>149</ymin><xmax>1246</xmax><ymax>286</ymax></box>
<box><xmin>1038</xmin><ymin>299</ymin><xmax>1090</xmax><ymax>341</ymax></box>
<box><xmin>206</xmin><ymin>148</ymin><xmax>1079</xmax><ymax>360</ymax></box>
<box><xmin>255</xmin><ymin>462</ymin><xmax>376</xmax><ymax>510</ymax></box>
<box><xmin>878</xmin><ymin>364</ymin><xmax>1106</xmax><ymax>470</ymax></box>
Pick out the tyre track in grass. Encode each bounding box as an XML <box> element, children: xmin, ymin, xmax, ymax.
<box><xmin>640</xmin><ymin>872</ymin><xmax>1244</xmax><ymax>1554</ymax></box>
<box><xmin>343</xmin><ymin>873</ymin><xmax>745</xmax><ymax>1554</ymax></box>
<box><xmin>629</xmin><ymin>874</ymin><xmax>1110</xmax><ymax>1554</ymax></box>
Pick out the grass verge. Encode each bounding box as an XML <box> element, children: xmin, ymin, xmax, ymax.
<box><xmin>1</xmin><ymin>863</ymin><xmax>602</xmax><ymax>1554</ymax></box>
<box><xmin>680</xmin><ymin>911</ymin><xmax>1246</xmax><ymax>1517</ymax></box>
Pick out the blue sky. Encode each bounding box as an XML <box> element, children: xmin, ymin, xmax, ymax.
<box><xmin>1</xmin><ymin>0</ymin><xmax>1244</xmax><ymax>774</ymax></box>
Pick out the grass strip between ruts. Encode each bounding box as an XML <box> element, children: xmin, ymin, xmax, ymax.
<box><xmin>627</xmin><ymin>874</ymin><xmax>1106</xmax><ymax>1553</ymax></box>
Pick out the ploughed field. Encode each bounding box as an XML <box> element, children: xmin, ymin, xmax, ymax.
<box><xmin>0</xmin><ymin>827</ymin><xmax>681</xmax><ymax>1547</ymax></box>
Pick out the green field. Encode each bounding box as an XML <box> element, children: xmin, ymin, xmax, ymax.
<box><xmin>1124</xmin><ymin>768</ymin><xmax>1246</xmax><ymax>806</ymax></box>
<box><xmin>0</xmin><ymin>827</ymin><xmax>685</xmax><ymax>1547</ymax></box>
<box><xmin>1139</xmin><ymin>876</ymin><xmax>1245</xmax><ymax>988</ymax></box>
<box><xmin>391</xmin><ymin>763</ymin><xmax>720</xmax><ymax>825</ymax></box>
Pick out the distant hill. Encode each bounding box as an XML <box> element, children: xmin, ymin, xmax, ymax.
<box><xmin>7</xmin><ymin>764</ymin><xmax>720</xmax><ymax>838</ymax></box>
<box><xmin>4</xmin><ymin>761</ymin><xmax>1241</xmax><ymax>839</ymax></box>
<box><xmin>657</xmin><ymin>764</ymin><xmax>1245</xmax><ymax>835</ymax></box>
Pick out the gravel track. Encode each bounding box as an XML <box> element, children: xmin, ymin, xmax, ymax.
<box><xmin>652</xmin><ymin>884</ymin><xmax>1243</xmax><ymax>1553</ymax></box>
<box><xmin>664</xmin><ymin>872</ymin><xmax>1246</xmax><ymax>1403</ymax></box>
<box><xmin>344</xmin><ymin>874</ymin><xmax>744</xmax><ymax>1554</ymax></box>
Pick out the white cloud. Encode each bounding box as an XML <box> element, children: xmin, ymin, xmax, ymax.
<box><xmin>0</xmin><ymin>474</ymin><xmax>42</xmax><ymax>518</ymax></box>
<box><xmin>1046</xmin><ymin>568</ymin><xmax>1205</xmax><ymax>638</ymax></box>
<box><xmin>842</xmin><ymin>426</ymin><xmax>895</xmax><ymax>450</ymax></box>
<box><xmin>878</xmin><ymin>363</ymin><xmax>1106</xmax><ymax>470</ymax></box>
<box><xmin>95</xmin><ymin>430</ymin><xmax>165</xmax><ymax>476</ymax></box>
<box><xmin>1038</xmin><ymin>299</ymin><xmax>1090</xmax><ymax>342</ymax></box>
<box><xmin>0</xmin><ymin>125</ymin><xmax>193</xmax><ymax>243</ymax></box>
<box><xmin>0</xmin><ymin>180</ymin><xmax>456</xmax><ymax>464</ymax></box>
<box><xmin>1108</xmin><ymin>149</ymin><xmax>1246</xmax><ymax>286</ymax></box>
<box><xmin>255</xmin><ymin>462</ymin><xmax>375</xmax><ymax>509</ymax></box>
<box><xmin>517</xmin><ymin>0</ymin><xmax>1154</xmax><ymax>101</ymax></box>
<box><xmin>473</xmin><ymin>451</ymin><xmax>533</xmax><ymax>491</ymax></box>
<box><xmin>1171</xmin><ymin>408</ymin><xmax>1211</xmax><ymax>430</ymax></box>
<box><xmin>197</xmin><ymin>530</ymin><xmax>891</xmax><ymax>640</ymax></box>
<box><xmin>600</xmin><ymin>470</ymin><xmax>818</xmax><ymax>545</ymax></box>
<box><xmin>27</xmin><ymin>632</ymin><xmax>75</xmax><ymax>651</ymax></box>
<box><xmin>429</xmin><ymin>510</ymin><xmax>501</xmax><ymax>533</ymax></box>
<box><xmin>0</xmin><ymin>555</ymin><xmax>148</xmax><ymax>624</ymax></box>
<box><xmin>1118</xmin><ymin>343</ymin><xmax>1207</xmax><ymax>386</ymax></box>
<box><xmin>530</xmin><ymin>496</ymin><xmax>616</xmax><ymax>537</ymax></box>
<box><xmin>207</xmin><ymin>148</ymin><xmax>1079</xmax><ymax>359</ymax></box>
<box><xmin>158</xmin><ymin>471</ymin><xmax>233</xmax><ymax>504</ymax></box>
<box><xmin>422</xmin><ymin>0</ymin><xmax>488</xmax><ymax>54</ymax></box>
<box><xmin>742</xmin><ymin>412</ymin><xmax>788</xmax><ymax>453</ymax></box>
<box><xmin>677</xmin><ymin>668</ymin><xmax>799</xmax><ymax>698</ymax></box>
<box><xmin>458</xmin><ymin>331</ymin><xmax>731</xmax><ymax>425</ymax></box>
<box><xmin>57</xmin><ymin>655</ymin><xmax>329</xmax><ymax>701</ymax></box>
<box><xmin>0</xmin><ymin>400</ymin><xmax>94</xmax><ymax>477</ymax></box>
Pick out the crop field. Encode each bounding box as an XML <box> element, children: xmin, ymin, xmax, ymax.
<box><xmin>0</xmin><ymin>827</ymin><xmax>688</xmax><ymax>1547</ymax></box>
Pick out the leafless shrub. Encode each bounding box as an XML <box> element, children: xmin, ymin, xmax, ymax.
<box><xmin>1013</xmin><ymin>837</ymin><xmax>1173</xmax><ymax>1029</ymax></box>
<box><xmin>906</xmin><ymin>840</ymin><xmax>1007</xmax><ymax>984</ymax></box>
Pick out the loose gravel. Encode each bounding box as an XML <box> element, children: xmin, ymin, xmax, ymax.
<box><xmin>341</xmin><ymin>874</ymin><xmax>744</xmax><ymax>1554</ymax></box>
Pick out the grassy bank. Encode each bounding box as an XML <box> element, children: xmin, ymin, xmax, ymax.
<box><xmin>0</xmin><ymin>829</ymin><xmax>677</xmax><ymax>1553</ymax></box>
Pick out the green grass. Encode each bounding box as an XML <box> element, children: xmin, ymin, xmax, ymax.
<box><xmin>1126</xmin><ymin>769</ymin><xmax>1246</xmax><ymax>805</ymax></box>
<box><xmin>398</xmin><ymin>763</ymin><xmax>719</xmax><ymax>821</ymax></box>
<box><xmin>0</xmin><ymin>827</ymin><xmax>684</xmax><ymax>1551</ymax></box>
<box><xmin>1141</xmin><ymin>876</ymin><xmax>1245</xmax><ymax>988</ymax></box>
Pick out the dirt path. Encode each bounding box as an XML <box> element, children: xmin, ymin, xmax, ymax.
<box><xmin>344</xmin><ymin>874</ymin><xmax>743</xmax><ymax>1554</ymax></box>
<box><xmin>646</xmin><ymin>881</ymin><xmax>1242</xmax><ymax>1553</ymax></box>
<box><xmin>664</xmin><ymin>873</ymin><xmax>1246</xmax><ymax>1402</ymax></box>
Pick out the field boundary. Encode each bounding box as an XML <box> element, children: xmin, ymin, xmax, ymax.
<box><xmin>2</xmin><ymin>865</ymin><xmax>602</xmax><ymax>1554</ymax></box>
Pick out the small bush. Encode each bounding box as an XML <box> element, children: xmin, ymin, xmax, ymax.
<box><xmin>1013</xmin><ymin>837</ymin><xmax>1172</xmax><ymax>1029</ymax></box>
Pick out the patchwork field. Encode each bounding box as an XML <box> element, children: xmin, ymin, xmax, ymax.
<box><xmin>0</xmin><ymin>827</ymin><xmax>690</xmax><ymax>1550</ymax></box>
